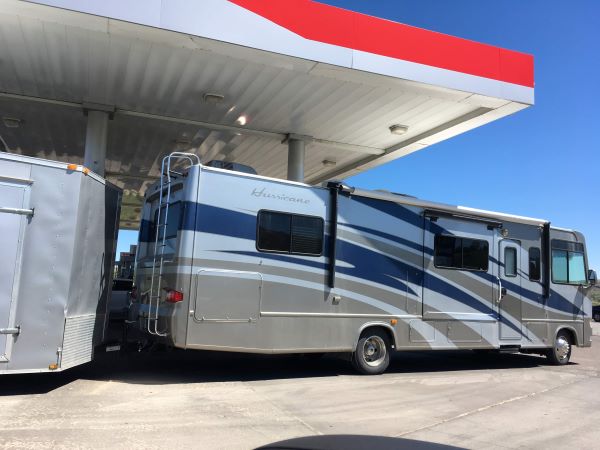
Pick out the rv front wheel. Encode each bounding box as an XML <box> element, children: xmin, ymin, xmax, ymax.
<box><xmin>352</xmin><ymin>329</ymin><xmax>391</xmax><ymax>375</ymax></box>
<box><xmin>546</xmin><ymin>330</ymin><xmax>572</xmax><ymax>365</ymax></box>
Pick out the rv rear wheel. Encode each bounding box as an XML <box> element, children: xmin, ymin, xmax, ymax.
<box><xmin>352</xmin><ymin>329</ymin><xmax>391</xmax><ymax>375</ymax></box>
<box><xmin>546</xmin><ymin>330</ymin><xmax>572</xmax><ymax>365</ymax></box>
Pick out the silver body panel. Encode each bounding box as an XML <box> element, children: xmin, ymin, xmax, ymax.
<box><xmin>0</xmin><ymin>153</ymin><xmax>120</xmax><ymax>374</ymax></box>
<box><xmin>135</xmin><ymin>164</ymin><xmax>592</xmax><ymax>355</ymax></box>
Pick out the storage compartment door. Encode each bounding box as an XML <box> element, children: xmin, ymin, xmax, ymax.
<box><xmin>0</xmin><ymin>182</ymin><xmax>30</xmax><ymax>361</ymax></box>
<box><xmin>193</xmin><ymin>269</ymin><xmax>262</xmax><ymax>323</ymax></box>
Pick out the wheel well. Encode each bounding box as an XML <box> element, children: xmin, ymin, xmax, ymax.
<box><xmin>557</xmin><ymin>327</ymin><xmax>577</xmax><ymax>346</ymax></box>
<box><xmin>359</xmin><ymin>325</ymin><xmax>395</xmax><ymax>349</ymax></box>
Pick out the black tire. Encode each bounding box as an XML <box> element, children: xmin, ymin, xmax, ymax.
<box><xmin>351</xmin><ymin>329</ymin><xmax>391</xmax><ymax>375</ymax></box>
<box><xmin>546</xmin><ymin>330</ymin><xmax>572</xmax><ymax>365</ymax></box>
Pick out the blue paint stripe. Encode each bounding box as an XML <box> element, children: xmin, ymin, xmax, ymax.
<box><xmin>342</xmin><ymin>223</ymin><xmax>429</xmax><ymax>255</ymax></box>
<box><xmin>139</xmin><ymin>201</ymin><xmax>581</xmax><ymax>318</ymax></box>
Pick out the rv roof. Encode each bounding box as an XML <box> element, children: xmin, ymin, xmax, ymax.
<box><xmin>351</xmin><ymin>187</ymin><xmax>549</xmax><ymax>227</ymax></box>
<box><xmin>0</xmin><ymin>0</ymin><xmax>534</xmax><ymax>228</ymax></box>
<box><xmin>200</xmin><ymin>162</ymin><xmax>549</xmax><ymax>227</ymax></box>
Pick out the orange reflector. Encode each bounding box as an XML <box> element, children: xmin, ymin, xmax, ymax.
<box><xmin>48</xmin><ymin>363</ymin><xmax>58</xmax><ymax>370</ymax></box>
<box><xmin>390</xmin><ymin>319</ymin><xmax>398</xmax><ymax>326</ymax></box>
<box><xmin>66</xmin><ymin>163</ymin><xmax>77</xmax><ymax>171</ymax></box>
<box><xmin>82</xmin><ymin>167</ymin><xmax>90</xmax><ymax>175</ymax></box>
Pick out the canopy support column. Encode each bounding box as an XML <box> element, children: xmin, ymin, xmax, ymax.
<box><xmin>287</xmin><ymin>138</ymin><xmax>305</xmax><ymax>182</ymax></box>
<box><xmin>84</xmin><ymin>110</ymin><xmax>109</xmax><ymax>177</ymax></box>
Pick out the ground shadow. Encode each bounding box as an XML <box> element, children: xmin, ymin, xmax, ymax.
<box><xmin>0</xmin><ymin>343</ymin><xmax>566</xmax><ymax>397</ymax></box>
<box><xmin>255</xmin><ymin>434</ymin><xmax>465</xmax><ymax>450</ymax></box>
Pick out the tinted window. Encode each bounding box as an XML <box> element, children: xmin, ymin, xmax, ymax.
<box><xmin>153</xmin><ymin>202</ymin><xmax>183</xmax><ymax>240</ymax></box>
<box><xmin>291</xmin><ymin>215</ymin><xmax>323</xmax><ymax>255</ymax></box>
<box><xmin>504</xmin><ymin>247</ymin><xmax>517</xmax><ymax>277</ymax></box>
<box><xmin>463</xmin><ymin>238</ymin><xmax>489</xmax><ymax>271</ymax></box>
<box><xmin>552</xmin><ymin>250</ymin><xmax>569</xmax><ymax>283</ymax></box>
<box><xmin>529</xmin><ymin>247</ymin><xmax>541</xmax><ymax>281</ymax></box>
<box><xmin>434</xmin><ymin>235</ymin><xmax>461</xmax><ymax>268</ymax></box>
<box><xmin>568</xmin><ymin>252</ymin><xmax>586</xmax><ymax>284</ymax></box>
<box><xmin>434</xmin><ymin>235</ymin><xmax>489</xmax><ymax>271</ymax></box>
<box><xmin>552</xmin><ymin>240</ymin><xmax>587</xmax><ymax>284</ymax></box>
<box><xmin>257</xmin><ymin>212</ymin><xmax>291</xmax><ymax>252</ymax></box>
<box><xmin>551</xmin><ymin>240</ymin><xmax>584</xmax><ymax>253</ymax></box>
<box><xmin>257</xmin><ymin>211</ymin><xmax>323</xmax><ymax>256</ymax></box>
<box><xmin>165</xmin><ymin>202</ymin><xmax>182</xmax><ymax>239</ymax></box>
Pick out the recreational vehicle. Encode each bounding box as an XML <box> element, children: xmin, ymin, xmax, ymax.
<box><xmin>0</xmin><ymin>153</ymin><xmax>120</xmax><ymax>374</ymax></box>
<box><xmin>134</xmin><ymin>153</ymin><xmax>595</xmax><ymax>375</ymax></box>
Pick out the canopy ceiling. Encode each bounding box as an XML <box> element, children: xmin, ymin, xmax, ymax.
<box><xmin>0</xmin><ymin>0</ymin><xmax>534</xmax><ymax>228</ymax></box>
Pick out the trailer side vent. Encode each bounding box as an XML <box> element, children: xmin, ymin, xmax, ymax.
<box><xmin>61</xmin><ymin>314</ymin><xmax>95</xmax><ymax>369</ymax></box>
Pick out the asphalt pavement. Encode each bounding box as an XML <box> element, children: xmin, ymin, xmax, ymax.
<box><xmin>1</xmin><ymin>322</ymin><xmax>599</xmax><ymax>449</ymax></box>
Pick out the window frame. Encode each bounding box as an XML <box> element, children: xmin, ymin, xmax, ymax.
<box><xmin>256</xmin><ymin>209</ymin><xmax>324</xmax><ymax>257</ymax></box>
<box><xmin>433</xmin><ymin>234</ymin><xmax>489</xmax><ymax>273</ymax></box>
<box><xmin>528</xmin><ymin>247</ymin><xmax>541</xmax><ymax>282</ymax></box>
<box><xmin>551</xmin><ymin>239</ymin><xmax>588</xmax><ymax>285</ymax></box>
<box><xmin>504</xmin><ymin>246</ymin><xmax>518</xmax><ymax>278</ymax></box>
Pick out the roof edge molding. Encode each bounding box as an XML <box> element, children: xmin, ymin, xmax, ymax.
<box><xmin>25</xmin><ymin>0</ymin><xmax>534</xmax><ymax>104</ymax></box>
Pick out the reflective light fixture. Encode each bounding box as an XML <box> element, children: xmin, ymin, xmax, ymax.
<box><xmin>3</xmin><ymin>117</ymin><xmax>22</xmax><ymax>128</ymax></box>
<box><xmin>203</xmin><ymin>93</ymin><xmax>225</xmax><ymax>104</ymax></box>
<box><xmin>236</xmin><ymin>115</ymin><xmax>247</xmax><ymax>126</ymax></box>
<box><xmin>389</xmin><ymin>124</ymin><xmax>409</xmax><ymax>135</ymax></box>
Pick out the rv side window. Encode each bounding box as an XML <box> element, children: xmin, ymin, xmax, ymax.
<box><xmin>504</xmin><ymin>247</ymin><xmax>517</xmax><ymax>277</ymax></box>
<box><xmin>434</xmin><ymin>235</ymin><xmax>489</xmax><ymax>271</ymax></box>
<box><xmin>529</xmin><ymin>247</ymin><xmax>541</xmax><ymax>281</ymax></box>
<box><xmin>551</xmin><ymin>240</ymin><xmax>587</xmax><ymax>284</ymax></box>
<box><xmin>257</xmin><ymin>211</ymin><xmax>323</xmax><ymax>256</ymax></box>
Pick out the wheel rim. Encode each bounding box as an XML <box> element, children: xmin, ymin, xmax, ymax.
<box><xmin>555</xmin><ymin>336</ymin><xmax>570</xmax><ymax>362</ymax></box>
<box><xmin>362</xmin><ymin>336</ymin><xmax>387</xmax><ymax>367</ymax></box>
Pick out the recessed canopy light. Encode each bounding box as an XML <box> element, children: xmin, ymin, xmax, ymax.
<box><xmin>3</xmin><ymin>117</ymin><xmax>22</xmax><ymax>128</ymax></box>
<box><xmin>322</xmin><ymin>159</ymin><xmax>336</xmax><ymax>167</ymax></box>
<box><xmin>236</xmin><ymin>115</ymin><xmax>247</xmax><ymax>126</ymax></box>
<box><xmin>203</xmin><ymin>93</ymin><xmax>225</xmax><ymax>104</ymax></box>
<box><xmin>389</xmin><ymin>124</ymin><xmax>409</xmax><ymax>135</ymax></box>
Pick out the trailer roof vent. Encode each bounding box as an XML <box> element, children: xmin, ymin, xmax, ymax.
<box><xmin>205</xmin><ymin>160</ymin><xmax>257</xmax><ymax>175</ymax></box>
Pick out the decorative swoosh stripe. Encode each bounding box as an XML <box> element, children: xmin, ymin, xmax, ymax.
<box><xmin>228</xmin><ymin>0</ymin><xmax>534</xmax><ymax>87</ymax></box>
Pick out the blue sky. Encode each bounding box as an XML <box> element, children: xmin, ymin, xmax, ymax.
<box><xmin>118</xmin><ymin>0</ymin><xmax>599</xmax><ymax>270</ymax></box>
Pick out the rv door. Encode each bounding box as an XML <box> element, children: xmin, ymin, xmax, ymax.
<box><xmin>498</xmin><ymin>239</ymin><xmax>523</xmax><ymax>340</ymax></box>
<box><xmin>0</xmin><ymin>181</ymin><xmax>30</xmax><ymax>361</ymax></box>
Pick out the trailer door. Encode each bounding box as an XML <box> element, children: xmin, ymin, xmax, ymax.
<box><xmin>0</xmin><ymin>182</ymin><xmax>30</xmax><ymax>361</ymax></box>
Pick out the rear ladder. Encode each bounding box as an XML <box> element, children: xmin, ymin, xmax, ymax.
<box><xmin>147</xmin><ymin>152</ymin><xmax>200</xmax><ymax>336</ymax></box>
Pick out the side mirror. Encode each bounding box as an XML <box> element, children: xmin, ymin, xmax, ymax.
<box><xmin>589</xmin><ymin>270</ymin><xmax>597</xmax><ymax>286</ymax></box>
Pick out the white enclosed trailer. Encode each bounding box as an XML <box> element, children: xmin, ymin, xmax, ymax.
<box><xmin>0</xmin><ymin>153</ymin><xmax>121</xmax><ymax>374</ymax></box>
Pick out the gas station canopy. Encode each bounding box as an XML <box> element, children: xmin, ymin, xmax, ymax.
<box><xmin>0</xmin><ymin>0</ymin><xmax>534</xmax><ymax>228</ymax></box>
